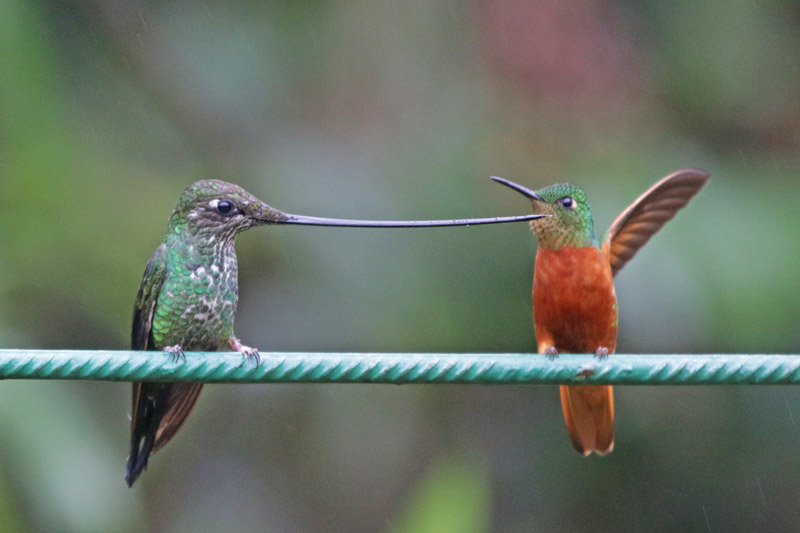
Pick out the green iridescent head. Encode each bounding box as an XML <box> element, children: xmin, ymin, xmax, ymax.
<box><xmin>168</xmin><ymin>179</ymin><xmax>289</xmax><ymax>239</ymax></box>
<box><xmin>491</xmin><ymin>177</ymin><xmax>597</xmax><ymax>249</ymax></box>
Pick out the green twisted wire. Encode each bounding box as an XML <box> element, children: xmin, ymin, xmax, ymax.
<box><xmin>0</xmin><ymin>350</ymin><xmax>798</xmax><ymax>384</ymax></box>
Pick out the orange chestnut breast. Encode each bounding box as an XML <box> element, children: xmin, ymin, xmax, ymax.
<box><xmin>533</xmin><ymin>246</ymin><xmax>618</xmax><ymax>354</ymax></box>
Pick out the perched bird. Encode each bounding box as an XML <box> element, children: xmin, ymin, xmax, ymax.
<box><xmin>492</xmin><ymin>169</ymin><xmax>709</xmax><ymax>455</ymax></box>
<box><xmin>126</xmin><ymin>178</ymin><xmax>547</xmax><ymax>486</ymax></box>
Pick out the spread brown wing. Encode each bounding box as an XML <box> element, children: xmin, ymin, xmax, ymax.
<box><xmin>601</xmin><ymin>168</ymin><xmax>709</xmax><ymax>277</ymax></box>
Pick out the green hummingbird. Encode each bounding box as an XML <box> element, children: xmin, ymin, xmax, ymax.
<box><xmin>126</xmin><ymin>178</ymin><xmax>547</xmax><ymax>486</ymax></box>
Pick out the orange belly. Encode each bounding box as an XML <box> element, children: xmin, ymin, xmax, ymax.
<box><xmin>533</xmin><ymin>245</ymin><xmax>617</xmax><ymax>456</ymax></box>
<box><xmin>533</xmin><ymin>246</ymin><xmax>617</xmax><ymax>354</ymax></box>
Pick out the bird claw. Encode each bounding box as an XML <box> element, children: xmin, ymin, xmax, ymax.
<box><xmin>165</xmin><ymin>345</ymin><xmax>186</xmax><ymax>363</ymax></box>
<box><xmin>230</xmin><ymin>338</ymin><xmax>260</xmax><ymax>366</ymax></box>
<box><xmin>544</xmin><ymin>346</ymin><xmax>559</xmax><ymax>361</ymax></box>
<box><xmin>595</xmin><ymin>347</ymin><xmax>610</xmax><ymax>360</ymax></box>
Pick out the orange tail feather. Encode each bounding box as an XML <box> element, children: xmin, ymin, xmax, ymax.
<box><xmin>559</xmin><ymin>385</ymin><xmax>614</xmax><ymax>455</ymax></box>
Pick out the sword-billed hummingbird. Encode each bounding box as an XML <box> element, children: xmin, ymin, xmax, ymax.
<box><xmin>492</xmin><ymin>169</ymin><xmax>709</xmax><ymax>455</ymax></box>
<box><xmin>126</xmin><ymin>178</ymin><xmax>548</xmax><ymax>486</ymax></box>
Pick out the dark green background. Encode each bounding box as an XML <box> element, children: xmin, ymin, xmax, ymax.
<box><xmin>1</xmin><ymin>1</ymin><xmax>799</xmax><ymax>531</ymax></box>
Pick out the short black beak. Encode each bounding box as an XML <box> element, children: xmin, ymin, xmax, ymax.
<box><xmin>490</xmin><ymin>176</ymin><xmax>545</xmax><ymax>202</ymax></box>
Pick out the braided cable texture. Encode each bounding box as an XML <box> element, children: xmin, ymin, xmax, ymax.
<box><xmin>0</xmin><ymin>351</ymin><xmax>798</xmax><ymax>384</ymax></box>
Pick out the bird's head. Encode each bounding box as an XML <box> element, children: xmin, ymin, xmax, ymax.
<box><xmin>491</xmin><ymin>177</ymin><xmax>597</xmax><ymax>249</ymax></box>
<box><xmin>168</xmin><ymin>179</ymin><xmax>288</xmax><ymax>241</ymax></box>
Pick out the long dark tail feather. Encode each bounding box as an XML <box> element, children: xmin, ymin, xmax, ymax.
<box><xmin>152</xmin><ymin>383</ymin><xmax>204</xmax><ymax>455</ymax></box>
<box><xmin>125</xmin><ymin>382</ymin><xmax>204</xmax><ymax>486</ymax></box>
<box><xmin>126</xmin><ymin>383</ymin><xmax>171</xmax><ymax>487</ymax></box>
<box><xmin>125</xmin><ymin>428</ymin><xmax>157</xmax><ymax>487</ymax></box>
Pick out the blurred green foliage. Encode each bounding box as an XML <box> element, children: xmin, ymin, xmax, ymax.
<box><xmin>1</xmin><ymin>0</ymin><xmax>799</xmax><ymax>531</ymax></box>
<box><xmin>393</xmin><ymin>456</ymin><xmax>490</xmax><ymax>533</ymax></box>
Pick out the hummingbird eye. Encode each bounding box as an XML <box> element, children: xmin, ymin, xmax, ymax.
<box><xmin>212</xmin><ymin>199</ymin><xmax>236</xmax><ymax>216</ymax></box>
<box><xmin>558</xmin><ymin>196</ymin><xmax>576</xmax><ymax>210</ymax></box>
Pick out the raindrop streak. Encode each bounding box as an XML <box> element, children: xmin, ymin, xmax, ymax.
<box><xmin>756</xmin><ymin>477</ymin><xmax>767</xmax><ymax>508</ymax></box>
<box><xmin>137</xmin><ymin>9</ymin><xmax>148</xmax><ymax>30</ymax></box>
<box><xmin>568</xmin><ymin>0</ymin><xmax>582</xmax><ymax>29</ymax></box>
<box><xmin>784</xmin><ymin>394</ymin><xmax>796</xmax><ymax>426</ymax></box>
<box><xmin>702</xmin><ymin>506</ymin><xmax>712</xmax><ymax>533</ymax></box>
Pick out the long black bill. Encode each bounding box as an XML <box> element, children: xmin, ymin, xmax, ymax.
<box><xmin>274</xmin><ymin>212</ymin><xmax>548</xmax><ymax>228</ymax></box>
<box><xmin>490</xmin><ymin>176</ymin><xmax>545</xmax><ymax>201</ymax></box>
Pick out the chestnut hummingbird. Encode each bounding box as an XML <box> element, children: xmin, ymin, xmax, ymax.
<box><xmin>126</xmin><ymin>178</ymin><xmax>548</xmax><ymax>486</ymax></box>
<box><xmin>492</xmin><ymin>169</ymin><xmax>709</xmax><ymax>455</ymax></box>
